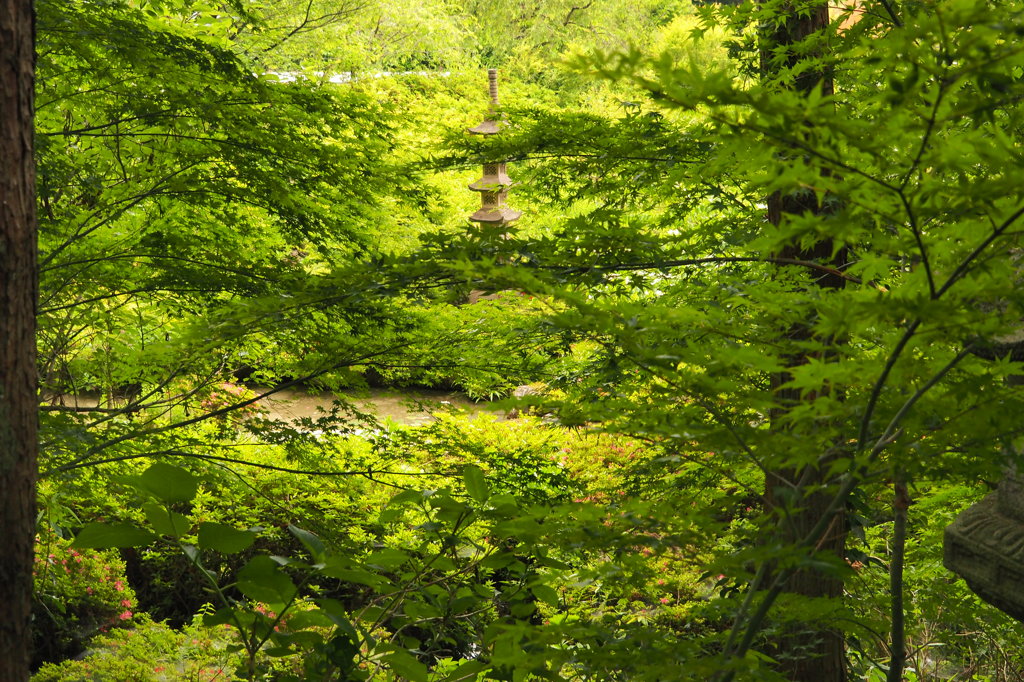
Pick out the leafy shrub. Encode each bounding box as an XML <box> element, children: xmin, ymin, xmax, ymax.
<box><xmin>46</xmin><ymin>413</ymin><xmax>735</xmax><ymax>679</ymax></box>
<box><xmin>33</xmin><ymin>532</ymin><xmax>138</xmax><ymax>667</ymax></box>
<box><xmin>372</xmin><ymin>413</ymin><xmax>578</xmax><ymax>502</ymax></box>
<box><xmin>31</xmin><ymin>614</ymin><xmax>243</xmax><ymax>682</ymax></box>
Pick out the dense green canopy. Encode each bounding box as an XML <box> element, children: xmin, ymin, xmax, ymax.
<box><xmin>16</xmin><ymin>0</ymin><xmax>1024</xmax><ymax>680</ymax></box>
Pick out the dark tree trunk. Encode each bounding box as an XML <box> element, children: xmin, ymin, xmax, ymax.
<box><xmin>761</xmin><ymin>3</ymin><xmax>848</xmax><ymax>681</ymax></box>
<box><xmin>764</xmin><ymin>228</ymin><xmax>848</xmax><ymax>682</ymax></box>
<box><xmin>0</xmin><ymin>0</ymin><xmax>38</xmax><ymax>679</ymax></box>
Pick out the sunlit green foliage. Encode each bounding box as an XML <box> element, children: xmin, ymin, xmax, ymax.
<box><xmin>29</xmin><ymin>0</ymin><xmax>1024</xmax><ymax>680</ymax></box>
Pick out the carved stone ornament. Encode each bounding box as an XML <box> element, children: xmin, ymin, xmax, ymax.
<box><xmin>467</xmin><ymin>69</ymin><xmax>521</xmax><ymax>227</ymax></box>
<box><xmin>944</xmin><ymin>469</ymin><xmax>1024</xmax><ymax>622</ymax></box>
<box><xmin>944</xmin><ymin>280</ymin><xmax>1024</xmax><ymax>622</ymax></box>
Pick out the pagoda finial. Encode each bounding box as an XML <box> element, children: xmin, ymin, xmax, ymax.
<box><xmin>488</xmin><ymin>68</ymin><xmax>499</xmax><ymax>108</ymax></box>
<box><xmin>468</xmin><ymin>68</ymin><xmax>502</xmax><ymax>136</ymax></box>
<box><xmin>467</xmin><ymin>69</ymin><xmax>521</xmax><ymax>226</ymax></box>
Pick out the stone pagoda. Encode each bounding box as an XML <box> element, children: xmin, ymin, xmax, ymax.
<box><xmin>467</xmin><ymin>68</ymin><xmax>521</xmax><ymax>227</ymax></box>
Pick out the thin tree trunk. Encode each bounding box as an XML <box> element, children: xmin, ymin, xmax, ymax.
<box><xmin>886</xmin><ymin>477</ymin><xmax>909</xmax><ymax>682</ymax></box>
<box><xmin>0</xmin><ymin>1</ymin><xmax>39</xmax><ymax>679</ymax></box>
<box><xmin>761</xmin><ymin>3</ymin><xmax>848</xmax><ymax>681</ymax></box>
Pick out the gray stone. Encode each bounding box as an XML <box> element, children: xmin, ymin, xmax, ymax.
<box><xmin>997</xmin><ymin>471</ymin><xmax>1024</xmax><ymax>523</ymax></box>
<box><xmin>944</xmin><ymin>474</ymin><xmax>1024</xmax><ymax>622</ymax></box>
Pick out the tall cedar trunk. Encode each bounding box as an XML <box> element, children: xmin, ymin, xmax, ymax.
<box><xmin>761</xmin><ymin>3</ymin><xmax>848</xmax><ymax>681</ymax></box>
<box><xmin>0</xmin><ymin>0</ymin><xmax>38</xmax><ymax>679</ymax></box>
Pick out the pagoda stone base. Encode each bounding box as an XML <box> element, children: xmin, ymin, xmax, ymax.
<box><xmin>944</xmin><ymin>475</ymin><xmax>1024</xmax><ymax>622</ymax></box>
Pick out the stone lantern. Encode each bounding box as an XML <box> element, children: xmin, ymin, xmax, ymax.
<box><xmin>467</xmin><ymin>68</ymin><xmax>521</xmax><ymax>227</ymax></box>
<box><xmin>944</xmin><ymin>332</ymin><xmax>1024</xmax><ymax>622</ymax></box>
<box><xmin>944</xmin><ymin>467</ymin><xmax>1024</xmax><ymax>621</ymax></box>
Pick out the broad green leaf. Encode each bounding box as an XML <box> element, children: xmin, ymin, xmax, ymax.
<box><xmin>463</xmin><ymin>464</ymin><xmax>489</xmax><ymax>503</ymax></box>
<box><xmin>72</xmin><ymin>522</ymin><xmax>157</xmax><ymax>549</ymax></box>
<box><xmin>480</xmin><ymin>552</ymin><xmax>515</xmax><ymax>570</ymax></box>
<box><xmin>317</xmin><ymin>600</ymin><xmax>358</xmax><ymax>638</ymax></box>
<box><xmin>319</xmin><ymin>563</ymin><xmax>387</xmax><ymax>589</ymax></box>
<box><xmin>202</xmin><ymin>607</ymin><xmax>237</xmax><ymax>627</ymax></box>
<box><xmin>530</xmin><ymin>584</ymin><xmax>560</xmax><ymax>607</ymax></box>
<box><xmin>277</xmin><ymin>630</ymin><xmax>325</xmax><ymax>648</ymax></box>
<box><xmin>365</xmin><ymin>548</ymin><xmax>410</xmax><ymax>570</ymax></box>
<box><xmin>288</xmin><ymin>524</ymin><xmax>325</xmax><ymax>560</ymax></box>
<box><xmin>143</xmin><ymin>502</ymin><xmax>190</xmax><ymax>538</ymax></box>
<box><xmin>440</xmin><ymin>660</ymin><xmax>488</xmax><ymax>682</ymax></box>
<box><xmin>323</xmin><ymin>633</ymin><xmax>359</xmax><ymax>671</ymax></box>
<box><xmin>387</xmin><ymin>489</ymin><xmax>425</xmax><ymax>507</ymax></box>
<box><xmin>382</xmin><ymin>649</ymin><xmax>428</xmax><ymax>682</ymax></box>
<box><xmin>284</xmin><ymin>609</ymin><xmax>333</xmax><ymax>630</ymax></box>
<box><xmin>236</xmin><ymin>555</ymin><xmax>297</xmax><ymax>603</ymax></box>
<box><xmin>138</xmin><ymin>462</ymin><xmax>198</xmax><ymax>503</ymax></box>
<box><xmin>403</xmin><ymin>601</ymin><xmax>441</xmax><ymax>619</ymax></box>
<box><xmin>197</xmin><ymin>522</ymin><xmax>256</xmax><ymax>554</ymax></box>
<box><xmin>378</xmin><ymin>506</ymin><xmax>405</xmax><ymax>524</ymax></box>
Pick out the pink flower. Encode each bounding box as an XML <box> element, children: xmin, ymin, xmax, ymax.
<box><xmin>121</xmin><ymin>599</ymin><xmax>132</xmax><ymax>607</ymax></box>
<box><xmin>114</xmin><ymin>580</ymin><xmax>124</xmax><ymax>591</ymax></box>
<box><xmin>660</xmin><ymin>597</ymin><xmax>670</xmax><ymax>604</ymax></box>
<box><xmin>119</xmin><ymin>611</ymin><xmax>132</xmax><ymax>620</ymax></box>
